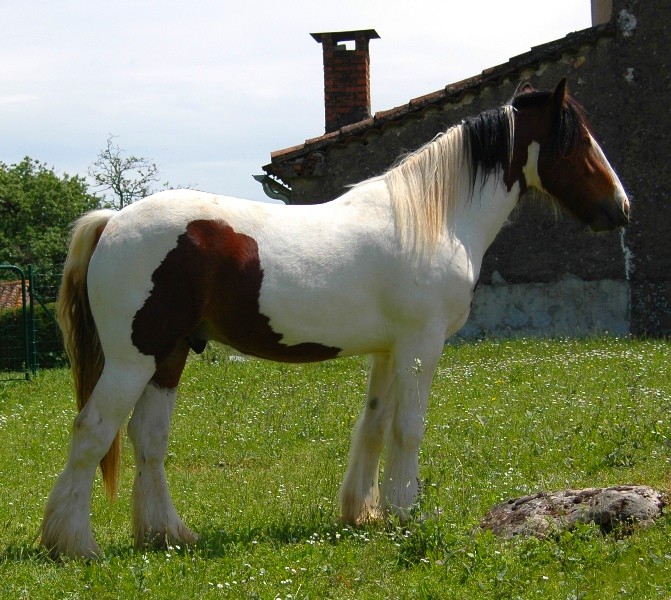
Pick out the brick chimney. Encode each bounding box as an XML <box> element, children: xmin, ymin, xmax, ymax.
<box><xmin>310</xmin><ymin>29</ymin><xmax>380</xmax><ymax>134</ymax></box>
<box><xmin>591</xmin><ymin>0</ymin><xmax>612</xmax><ymax>25</ymax></box>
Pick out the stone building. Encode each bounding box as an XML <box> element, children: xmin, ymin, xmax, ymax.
<box><xmin>260</xmin><ymin>0</ymin><xmax>670</xmax><ymax>338</ymax></box>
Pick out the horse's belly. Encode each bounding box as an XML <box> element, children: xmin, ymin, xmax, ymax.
<box><xmin>205</xmin><ymin>317</ymin><xmax>345</xmax><ymax>363</ymax></box>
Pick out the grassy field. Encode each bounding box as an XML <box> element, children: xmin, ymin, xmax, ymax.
<box><xmin>1</xmin><ymin>337</ymin><xmax>671</xmax><ymax>598</ymax></box>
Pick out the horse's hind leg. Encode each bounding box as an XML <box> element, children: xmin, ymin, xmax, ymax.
<box><xmin>128</xmin><ymin>342</ymin><xmax>196</xmax><ymax>548</ymax></box>
<box><xmin>340</xmin><ymin>352</ymin><xmax>395</xmax><ymax>524</ymax></box>
<box><xmin>41</xmin><ymin>360</ymin><xmax>152</xmax><ymax>559</ymax></box>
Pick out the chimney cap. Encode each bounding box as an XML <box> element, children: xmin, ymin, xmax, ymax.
<box><xmin>310</xmin><ymin>29</ymin><xmax>380</xmax><ymax>44</ymax></box>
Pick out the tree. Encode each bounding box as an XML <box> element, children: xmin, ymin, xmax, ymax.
<box><xmin>88</xmin><ymin>135</ymin><xmax>161</xmax><ymax>210</ymax></box>
<box><xmin>0</xmin><ymin>157</ymin><xmax>99</xmax><ymax>271</ymax></box>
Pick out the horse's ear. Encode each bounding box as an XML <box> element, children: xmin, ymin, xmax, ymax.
<box><xmin>517</xmin><ymin>81</ymin><xmax>535</xmax><ymax>95</ymax></box>
<box><xmin>552</xmin><ymin>78</ymin><xmax>568</xmax><ymax>116</ymax></box>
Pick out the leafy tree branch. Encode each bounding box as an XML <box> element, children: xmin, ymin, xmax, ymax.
<box><xmin>88</xmin><ymin>135</ymin><xmax>161</xmax><ymax>210</ymax></box>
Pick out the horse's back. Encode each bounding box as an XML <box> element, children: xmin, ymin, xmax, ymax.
<box><xmin>86</xmin><ymin>187</ymin><xmax>474</xmax><ymax>361</ymax></box>
<box><xmin>85</xmin><ymin>189</ymin><xmax>403</xmax><ymax>361</ymax></box>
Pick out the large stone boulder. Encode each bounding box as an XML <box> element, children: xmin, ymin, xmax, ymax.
<box><xmin>480</xmin><ymin>485</ymin><xmax>666</xmax><ymax>538</ymax></box>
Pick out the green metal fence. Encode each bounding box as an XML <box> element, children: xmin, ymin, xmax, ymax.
<box><xmin>0</xmin><ymin>265</ymin><xmax>65</xmax><ymax>381</ymax></box>
<box><xmin>0</xmin><ymin>265</ymin><xmax>32</xmax><ymax>380</ymax></box>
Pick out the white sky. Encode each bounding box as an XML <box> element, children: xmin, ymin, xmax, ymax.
<box><xmin>0</xmin><ymin>0</ymin><xmax>592</xmax><ymax>202</ymax></box>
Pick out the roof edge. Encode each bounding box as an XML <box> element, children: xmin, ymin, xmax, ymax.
<box><xmin>266</xmin><ymin>22</ymin><xmax>614</xmax><ymax>177</ymax></box>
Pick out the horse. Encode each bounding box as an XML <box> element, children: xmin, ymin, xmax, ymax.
<box><xmin>40</xmin><ymin>79</ymin><xmax>629</xmax><ymax>558</ymax></box>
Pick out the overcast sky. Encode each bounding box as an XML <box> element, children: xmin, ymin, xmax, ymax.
<box><xmin>0</xmin><ymin>1</ymin><xmax>592</xmax><ymax>202</ymax></box>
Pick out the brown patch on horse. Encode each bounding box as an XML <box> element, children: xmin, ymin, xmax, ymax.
<box><xmin>152</xmin><ymin>340</ymin><xmax>191</xmax><ymax>389</ymax></box>
<box><xmin>131</xmin><ymin>219</ymin><xmax>341</xmax><ymax>368</ymax></box>
<box><xmin>505</xmin><ymin>84</ymin><xmax>561</xmax><ymax>193</ymax></box>
<box><xmin>506</xmin><ymin>79</ymin><xmax>627</xmax><ymax>230</ymax></box>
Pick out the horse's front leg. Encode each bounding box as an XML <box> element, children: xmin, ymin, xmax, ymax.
<box><xmin>340</xmin><ymin>352</ymin><xmax>395</xmax><ymax>524</ymax></box>
<box><xmin>381</xmin><ymin>337</ymin><xmax>443</xmax><ymax>521</ymax></box>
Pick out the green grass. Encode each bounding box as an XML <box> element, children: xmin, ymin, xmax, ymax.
<box><xmin>1</xmin><ymin>337</ymin><xmax>671</xmax><ymax>598</ymax></box>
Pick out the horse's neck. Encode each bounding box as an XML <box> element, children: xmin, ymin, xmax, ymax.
<box><xmin>452</xmin><ymin>168</ymin><xmax>521</xmax><ymax>265</ymax></box>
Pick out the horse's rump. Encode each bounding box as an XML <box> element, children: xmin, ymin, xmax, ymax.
<box><xmin>57</xmin><ymin>209</ymin><xmax>119</xmax><ymax>498</ymax></box>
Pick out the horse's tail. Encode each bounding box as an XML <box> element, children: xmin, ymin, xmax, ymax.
<box><xmin>57</xmin><ymin>209</ymin><xmax>119</xmax><ymax>500</ymax></box>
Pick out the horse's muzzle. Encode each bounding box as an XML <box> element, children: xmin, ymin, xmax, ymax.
<box><xmin>589</xmin><ymin>196</ymin><xmax>630</xmax><ymax>231</ymax></box>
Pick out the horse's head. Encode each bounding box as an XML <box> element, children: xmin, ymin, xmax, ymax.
<box><xmin>509</xmin><ymin>79</ymin><xmax>630</xmax><ymax>231</ymax></box>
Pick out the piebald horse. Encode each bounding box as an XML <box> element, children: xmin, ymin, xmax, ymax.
<box><xmin>41</xmin><ymin>79</ymin><xmax>629</xmax><ymax>558</ymax></box>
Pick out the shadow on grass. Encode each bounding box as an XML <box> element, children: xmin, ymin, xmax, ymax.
<box><xmin>206</xmin><ymin>522</ymin><xmax>324</xmax><ymax>545</ymax></box>
<box><xmin>1</xmin><ymin>503</ymin><xmax>447</xmax><ymax>564</ymax></box>
<box><xmin>0</xmin><ymin>518</ymin><xmax>367</xmax><ymax>563</ymax></box>
<box><xmin>0</xmin><ymin>543</ymin><xmax>47</xmax><ymax>562</ymax></box>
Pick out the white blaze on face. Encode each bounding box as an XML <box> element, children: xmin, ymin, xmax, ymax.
<box><xmin>589</xmin><ymin>133</ymin><xmax>630</xmax><ymax>215</ymax></box>
<box><xmin>522</xmin><ymin>141</ymin><xmax>546</xmax><ymax>192</ymax></box>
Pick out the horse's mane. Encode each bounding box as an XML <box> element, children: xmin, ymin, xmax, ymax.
<box><xmin>381</xmin><ymin>90</ymin><xmax>589</xmax><ymax>259</ymax></box>
<box><xmin>383</xmin><ymin>104</ymin><xmax>515</xmax><ymax>258</ymax></box>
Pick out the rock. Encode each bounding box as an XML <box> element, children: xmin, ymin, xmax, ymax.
<box><xmin>480</xmin><ymin>485</ymin><xmax>667</xmax><ymax>538</ymax></box>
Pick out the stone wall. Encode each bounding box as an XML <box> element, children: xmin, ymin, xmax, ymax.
<box><xmin>614</xmin><ymin>0</ymin><xmax>671</xmax><ymax>335</ymax></box>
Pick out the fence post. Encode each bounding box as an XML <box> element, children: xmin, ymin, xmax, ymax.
<box><xmin>28</xmin><ymin>265</ymin><xmax>37</xmax><ymax>374</ymax></box>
